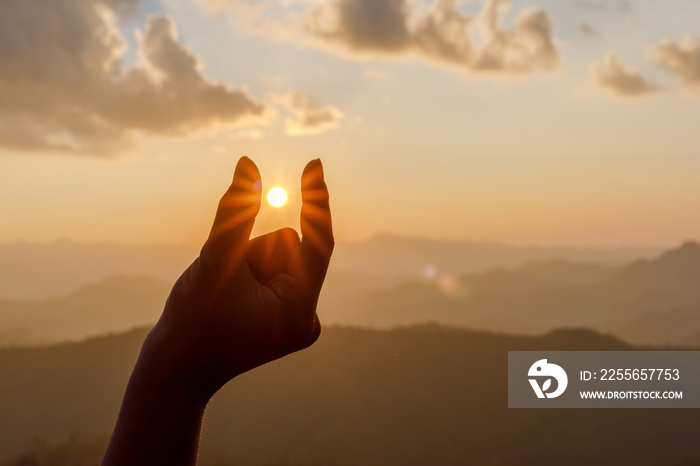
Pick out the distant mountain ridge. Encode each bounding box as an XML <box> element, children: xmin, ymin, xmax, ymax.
<box><xmin>333</xmin><ymin>233</ymin><xmax>662</xmax><ymax>279</ymax></box>
<box><xmin>0</xmin><ymin>240</ymin><xmax>698</xmax><ymax>347</ymax></box>
<box><xmin>0</xmin><ymin>240</ymin><xmax>196</xmax><ymax>300</ymax></box>
<box><xmin>334</xmin><ymin>241</ymin><xmax>700</xmax><ymax>346</ymax></box>
<box><xmin>0</xmin><ymin>236</ymin><xmax>662</xmax><ymax>300</ymax></box>
<box><xmin>615</xmin><ymin>241</ymin><xmax>700</xmax><ymax>291</ymax></box>
<box><xmin>0</xmin><ymin>275</ymin><xmax>170</xmax><ymax>345</ymax></box>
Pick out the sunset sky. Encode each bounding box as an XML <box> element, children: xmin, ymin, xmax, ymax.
<box><xmin>1</xmin><ymin>0</ymin><xmax>699</xmax><ymax>247</ymax></box>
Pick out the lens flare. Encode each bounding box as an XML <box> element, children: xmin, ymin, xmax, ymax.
<box><xmin>267</xmin><ymin>187</ymin><xmax>287</xmax><ymax>207</ymax></box>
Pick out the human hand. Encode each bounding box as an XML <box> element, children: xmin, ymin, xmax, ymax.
<box><xmin>141</xmin><ymin>156</ymin><xmax>333</xmax><ymax>403</ymax></box>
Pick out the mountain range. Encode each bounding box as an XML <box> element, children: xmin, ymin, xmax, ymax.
<box><xmin>2</xmin><ymin>241</ymin><xmax>699</xmax><ymax>347</ymax></box>
<box><xmin>0</xmin><ymin>235</ymin><xmax>661</xmax><ymax>300</ymax></box>
<box><xmin>0</xmin><ymin>275</ymin><xmax>170</xmax><ymax>346</ymax></box>
<box><xmin>333</xmin><ymin>241</ymin><xmax>700</xmax><ymax>346</ymax></box>
<box><xmin>1</xmin><ymin>325</ymin><xmax>699</xmax><ymax>466</ymax></box>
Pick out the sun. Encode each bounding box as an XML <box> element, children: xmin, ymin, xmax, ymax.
<box><xmin>267</xmin><ymin>187</ymin><xmax>287</xmax><ymax>207</ymax></box>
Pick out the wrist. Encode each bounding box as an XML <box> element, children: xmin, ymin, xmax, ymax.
<box><xmin>135</xmin><ymin>325</ymin><xmax>214</xmax><ymax>409</ymax></box>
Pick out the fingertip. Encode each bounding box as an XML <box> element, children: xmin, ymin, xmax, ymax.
<box><xmin>234</xmin><ymin>155</ymin><xmax>250</xmax><ymax>172</ymax></box>
<box><xmin>234</xmin><ymin>156</ymin><xmax>261</xmax><ymax>182</ymax></box>
<box><xmin>302</xmin><ymin>158</ymin><xmax>323</xmax><ymax>177</ymax></box>
<box><xmin>301</xmin><ymin>160</ymin><xmax>328</xmax><ymax>198</ymax></box>
<box><xmin>296</xmin><ymin>157</ymin><xmax>333</xmax><ymax>279</ymax></box>
<box><xmin>228</xmin><ymin>158</ymin><xmax>262</xmax><ymax>209</ymax></box>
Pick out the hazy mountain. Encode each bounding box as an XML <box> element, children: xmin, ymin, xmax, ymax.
<box><xmin>1</xmin><ymin>326</ymin><xmax>699</xmax><ymax>466</ymax></box>
<box><xmin>0</xmin><ymin>236</ymin><xmax>661</xmax><ymax>300</ymax></box>
<box><xmin>332</xmin><ymin>233</ymin><xmax>661</xmax><ymax>279</ymax></box>
<box><xmin>0</xmin><ymin>275</ymin><xmax>170</xmax><ymax>345</ymax></box>
<box><xmin>338</xmin><ymin>242</ymin><xmax>700</xmax><ymax>345</ymax></box>
<box><xmin>0</xmin><ymin>240</ymin><xmax>196</xmax><ymax>301</ymax></box>
<box><xmin>0</xmin><ymin>241</ymin><xmax>696</xmax><ymax>346</ymax></box>
<box><xmin>0</xmin><ymin>269</ymin><xmax>400</xmax><ymax>347</ymax></box>
<box><xmin>613</xmin><ymin>241</ymin><xmax>700</xmax><ymax>298</ymax></box>
<box><xmin>333</xmin><ymin>259</ymin><xmax>622</xmax><ymax>331</ymax></box>
<box><xmin>512</xmin><ymin>259</ymin><xmax>619</xmax><ymax>286</ymax></box>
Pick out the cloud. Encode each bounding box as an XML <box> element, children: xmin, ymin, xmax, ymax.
<box><xmin>107</xmin><ymin>16</ymin><xmax>268</xmax><ymax>133</ymax></box>
<box><xmin>279</xmin><ymin>93</ymin><xmax>344</xmax><ymax>136</ymax></box>
<box><xmin>303</xmin><ymin>0</ymin><xmax>558</xmax><ymax>74</ymax></box>
<box><xmin>306</xmin><ymin>0</ymin><xmax>411</xmax><ymax>53</ymax></box>
<box><xmin>590</xmin><ymin>53</ymin><xmax>661</xmax><ymax>97</ymax></box>
<box><xmin>648</xmin><ymin>37</ymin><xmax>700</xmax><ymax>86</ymax></box>
<box><xmin>0</xmin><ymin>0</ymin><xmax>269</xmax><ymax>155</ymax></box>
<box><xmin>591</xmin><ymin>36</ymin><xmax>700</xmax><ymax>98</ymax></box>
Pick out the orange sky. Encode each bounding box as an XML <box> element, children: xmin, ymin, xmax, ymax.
<box><xmin>1</xmin><ymin>0</ymin><xmax>699</xmax><ymax>248</ymax></box>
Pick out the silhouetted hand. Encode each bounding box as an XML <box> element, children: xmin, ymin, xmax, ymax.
<box><xmin>144</xmin><ymin>156</ymin><xmax>333</xmax><ymax>402</ymax></box>
<box><xmin>101</xmin><ymin>157</ymin><xmax>333</xmax><ymax>466</ymax></box>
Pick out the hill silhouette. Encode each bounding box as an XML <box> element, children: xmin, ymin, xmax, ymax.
<box><xmin>336</xmin><ymin>241</ymin><xmax>700</xmax><ymax>345</ymax></box>
<box><xmin>2</xmin><ymin>241</ymin><xmax>699</xmax><ymax>347</ymax></box>
<box><xmin>1</xmin><ymin>325</ymin><xmax>699</xmax><ymax>465</ymax></box>
<box><xmin>0</xmin><ymin>275</ymin><xmax>170</xmax><ymax>346</ymax></box>
<box><xmin>613</xmin><ymin>241</ymin><xmax>700</xmax><ymax>301</ymax></box>
<box><xmin>331</xmin><ymin>233</ymin><xmax>658</xmax><ymax>279</ymax></box>
<box><xmin>0</xmin><ymin>241</ymin><xmax>195</xmax><ymax>301</ymax></box>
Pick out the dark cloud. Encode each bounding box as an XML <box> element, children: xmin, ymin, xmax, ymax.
<box><xmin>304</xmin><ymin>0</ymin><xmax>558</xmax><ymax>74</ymax></box>
<box><xmin>590</xmin><ymin>53</ymin><xmax>661</xmax><ymax>97</ymax></box>
<box><xmin>0</xmin><ymin>0</ymin><xmax>269</xmax><ymax>155</ymax></box>
<box><xmin>306</xmin><ymin>0</ymin><xmax>411</xmax><ymax>53</ymax></box>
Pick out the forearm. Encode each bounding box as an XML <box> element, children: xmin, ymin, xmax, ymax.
<box><xmin>101</xmin><ymin>340</ymin><xmax>208</xmax><ymax>466</ymax></box>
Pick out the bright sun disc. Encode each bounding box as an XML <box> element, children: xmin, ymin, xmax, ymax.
<box><xmin>267</xmin><ymin>187</ymin><xmax>287</xmax><ymax>207</ymax></box>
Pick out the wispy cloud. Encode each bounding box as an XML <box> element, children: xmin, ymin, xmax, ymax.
<box><xmin>648</xmin><ymin>37</ymin><xmax>700</xmax><ymax>87</ymax></box>
<box><xmin>590</xmin><ymin>53</ymin><xmax>661</xmax><ymax>97</ymax></box>
<box><xmin>591</xmin><ymin>36</ymin><xmax>700</xmax><ymax>98</ymax></box>
<box><xmin>276</xmin><ymin>93</ymin><xmax>344</xmax><ymax>137</ymax></box>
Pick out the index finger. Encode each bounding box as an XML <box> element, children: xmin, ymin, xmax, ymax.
<box><xmin>289</xmin><ymin>158</ymin><xmax>334</xmax><ymax>291</ymax></box>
